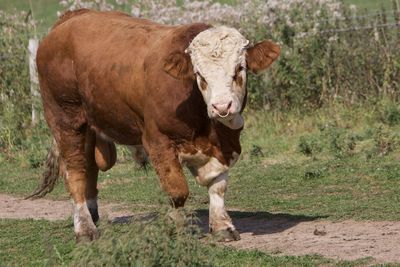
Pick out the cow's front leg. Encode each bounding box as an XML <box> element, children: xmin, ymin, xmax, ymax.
<box><xmin>142</xmin><ymin>135</ymin><xmax>189</xmax><ymax>208</ymax></box>
<box><xmin>188</xmin><ymin>157</ymin><xmax>240</xmax><ymax>241</ymax></box>
<box><xmin>207</xmin><ymin>171</ymin><xmax>240</xmax><ymax>241</ymax></box>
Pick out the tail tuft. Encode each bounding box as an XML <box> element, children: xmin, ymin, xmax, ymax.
<box><xmin>25</xmin><ymin>139</ymin><xmax>63</xmax><ymax>199</ymax></box>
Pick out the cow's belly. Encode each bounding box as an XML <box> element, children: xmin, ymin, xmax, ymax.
<box><xmin>86</xmin><ymin>103</ymin><xmax>144</xmax><ymax>146</ymax></box>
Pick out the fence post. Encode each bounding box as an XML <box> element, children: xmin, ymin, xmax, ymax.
<box><xmin>28</xmin><ymin>38</ymin><xmax>39</xmax><ymax>126</ymax></box>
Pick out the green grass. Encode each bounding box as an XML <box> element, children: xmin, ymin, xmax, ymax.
<box><xmin>0</xmin><ymin>219</ymin><xmax>76</xmax><ymax>266</ymax></box>
<box><xmin>1</xmin><ymin>218</ymin><xmax>375</xmax><ymax>266</ymax></box>
<box><xmin>0</xmin><ymin>0</ymin><xmax>137</xmax><ymax>34</ymax></box>
<box><xmin>0</xmin><ymin>0</ymin><xmax>59</xmax><ymax>34</ymax></box>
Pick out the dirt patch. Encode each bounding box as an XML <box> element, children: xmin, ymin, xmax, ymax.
<box><xmin>226</xmin><ymin>215</ymin><xmax>400</xmax><ymax>264</ymax></box>
<box><xmin>0</xmin><ymin>194</ymin><xmax>134</xmax><ymax>221</ymax></box>
<box><xmin>1</xmin><ymin>194</ymin><xmax>399</xmax><ymax>264</ymax></box>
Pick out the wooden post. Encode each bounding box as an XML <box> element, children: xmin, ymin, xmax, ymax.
<box><xmin>28</xmin><ymin>38</ymin><xmax>39</xmax><ymax>126</ymax></box>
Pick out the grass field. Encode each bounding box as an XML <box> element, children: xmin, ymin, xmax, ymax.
<box><xmin>2</xmin><ymin>102</ymin><xmax>400</xmax><ymax>265</ymax></box>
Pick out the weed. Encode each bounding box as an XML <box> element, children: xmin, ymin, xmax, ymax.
<box><xmin>304</xmin><ymin>167</ymin><xmax>325</xmax><ymax>180</ymax></box>
<box><xmin>298</xmin><ymin>134</ymin><xmax>323</xmax><ymax>157</ymax></box>
<box><xmin>379</xmin><ymin>101</ymin><xmax>400</xmax><ymax>126</ymax></box>
<box><xmin>320</xmin><ymin>124</ymin><xmax>358</xmax><ymax>158</ymax></box>
<box><xmin>373</xmin><ymin>126</ymin><xmax>399</xmax><ymax>156</ymax></box>
<box><xmin>70</xmin><ymin>208</ymin><xmax>212</xmax><ymax>267</ymax></box>
<box><xmin>250</xmin><ymin>144</ymin><xmax>264</xmax><ymax>158</ymax></box>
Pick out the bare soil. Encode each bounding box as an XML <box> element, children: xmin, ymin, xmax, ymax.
<box><xmin>0</xmin><ymin>194</ymin><xmax>135</xmax><ymax>221</ymax></box>
<box><xmin>1</xmin><ymin>193</ymin><xmax>399</xmax><ymax>264</ymax></box>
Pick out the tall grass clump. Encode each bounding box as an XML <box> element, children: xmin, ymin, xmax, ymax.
<box><xmin>71</xmin><ymin>209</ymin><xmax>212</xmax><ymax>267</ymax></box>
<box><xmin>0</xmin><ymin>11</ymin><xmax>32</xmax><ymax>151</ymax></box>
<box><xmin>0</xmin><ymin>11</ymin><xmax>50</xmax><ymax>165</ymax></box>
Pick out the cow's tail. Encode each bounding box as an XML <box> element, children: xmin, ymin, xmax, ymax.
<box><xmin>25</xmin><ymin>139</ymin><xmax>64</xmax><ymax>199</ymax></box>
<box><xmin>52</xmin><ymin>8</ymin><xmax>90</xmax><ymax>29</ymax></box>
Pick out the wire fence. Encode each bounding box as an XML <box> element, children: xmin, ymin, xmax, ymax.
<box><xmin>317</xmin><ymin>10</ymin><xmax>399</xmax><ymax>22</ymax></box>
<box><xmin>297</xmin><ymin>22</ymin><xmax>400</xmax><ymax>37</ymax></box>
<box><xmin>297</xmin><ymin>6</ymin><xmax>400</xmax><ymax>37</ymax></box>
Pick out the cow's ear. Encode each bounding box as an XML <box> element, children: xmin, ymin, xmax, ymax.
<box><xmin>246</xmin><ymin>41</ymin><xmax>280</xmax><ymax>74</ymax></box>
<box><xmin>163</xmin><ymin>51</ymin><xmax>194</xmax><ymax>80</ymax></box>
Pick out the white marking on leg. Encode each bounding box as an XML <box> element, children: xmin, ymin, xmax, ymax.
<box><xmin>197</xmin><ymin>157</ymin><xmax>229</xmax><ymax>186</ymax></box>
<box><xmin>178</xmin><ymin>151</ymin><xmax>208</xmax><ymax>166</ymax></box>
<box><xmin>208</xmin><ymin>172</ymin><xmax>235</xmax><ymax>231</ymax></box>
<box><xmin>180</xmin><ymin>150</ymin><xmax>237</xmax><ymax>232</ymax></box>
<box><xmin>179</xmin><ymin>151</ymin><xmax>229</xmax><ymax>186</ymax></box>
<box><xmin>72</xmin><ymin>200</ymin><xmax>97</xmax><ymax>237</ymax></box>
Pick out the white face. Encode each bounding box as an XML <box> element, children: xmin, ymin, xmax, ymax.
<box><xmin>186</xmin><ymin>27</ymin><xmax>249</xmax><ymax>124</ymax></box>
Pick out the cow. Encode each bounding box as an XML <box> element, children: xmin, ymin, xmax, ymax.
<box><xmin>31</xmin><ymin>9</ymin><xmax>280</xmax><ymax>241</ymax></box>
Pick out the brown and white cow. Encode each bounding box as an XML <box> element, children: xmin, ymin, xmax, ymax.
<box><xmin>32</xmin><ymin>9</ymin><xmax>280</xmax><ymax>241</ymax></box>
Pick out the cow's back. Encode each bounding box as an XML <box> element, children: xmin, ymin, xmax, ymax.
<box><xmin>37</xmin><ymin>10</ymin><xmax>176</xmax><ymax>144</ymax></box>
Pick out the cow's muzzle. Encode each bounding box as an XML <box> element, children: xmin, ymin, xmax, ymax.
<box><xmin>211</xmin><ymin>101</ymin><xmax>233</xmax><ymax>118</ymax></box>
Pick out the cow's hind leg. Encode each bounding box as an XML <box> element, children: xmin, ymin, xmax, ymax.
<box><xmin>37</xmin><ymin>42</ymin><xmax>99</xmax><ymax>240</ymax></box>
<box><xmin>59</xmin><ymin>126</ymin><xmax>99</xmax><ymax>241</ymax></box>
<box><xmin>84</xmin><ymin>130</ymin><xmax>100</xmax><ymax>224</ymax></box>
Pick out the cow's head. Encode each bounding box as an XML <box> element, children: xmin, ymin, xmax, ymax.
<box><xmin>163</xmin><ymin>26</ymin><xmax>280</xmax><ymax>129</ymax></box>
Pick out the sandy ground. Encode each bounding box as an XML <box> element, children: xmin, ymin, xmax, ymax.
<box><xmin>0</xmin><ymin>193</ymin><xmax>135</xmax><ymax>221</ymax></box>
<box><xmin>1</xmin><ymin>193</ymin><xmax>399</xmax><ymax>264</ymax></box>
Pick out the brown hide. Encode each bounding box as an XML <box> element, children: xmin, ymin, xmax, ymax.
<box><xmin>37</xmin><ymin>10</ymin><xmax>213</xmax><ymax>145</ymax></box>
<box><xmin>36</xmin><ymin>9</ymin><xmax>278</xmax><ymax>209</ymax></box>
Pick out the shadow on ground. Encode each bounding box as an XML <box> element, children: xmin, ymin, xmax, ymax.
<box><xmin>196</xmin><ymin>209</ymin><xmax>327</xmax><ymax>235</ymax></box>
<box><xmin>111</xmin><ymin>209</ymin><xmax>327</xmax><ymax>236</ymax></box>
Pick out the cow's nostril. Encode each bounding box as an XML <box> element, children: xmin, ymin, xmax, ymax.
<box><xmin>212</xmin><ymin>102</ymin><xmax>231</xmax><ymax>112</ymax></box>
<box><xmin>211</xmin><ymin>102</ymin><xmax>232</xmax><ymax>118</ymax></box>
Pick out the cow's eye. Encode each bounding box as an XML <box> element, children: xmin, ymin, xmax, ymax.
<box><xmin>237</xmin><ymin>66</ymin><xmax>245</xmax><ymax>72</ymax></box>
<box><xmin>233</xmin><ymin>66</ymin><xmax>245</xmax><ymax>80</ymax></box>
<box><xmin>233</xmin><ymin>66</ymin><xmax>245</xmax><ymax>86</ymax></box>
<box><xmin>196</xmin><ymin>73</ymin><xmax>207</xmax><ymax>90</ymax></box>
